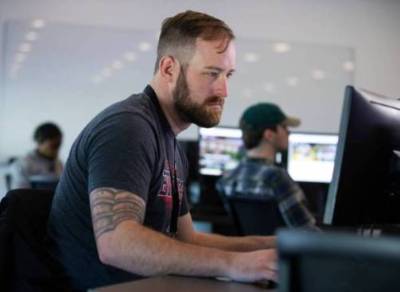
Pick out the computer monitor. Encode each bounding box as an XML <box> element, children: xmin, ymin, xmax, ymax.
<box><xmin>287</xmin><ymin>132</ymin><xmax>338</xmax><ymax>183</ymax></box>
<box><xmin>324</xmin><ymin>86</ymin><xmax>400</xmax><ymax>227</ymax></box>
<box><xmin>198</xmin><ymin>127</ymin><xmax>243</xmax><ymax>176</ymax></box>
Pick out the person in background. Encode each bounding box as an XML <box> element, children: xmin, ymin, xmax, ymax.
<box><xmin>47</xmin><ymin>10</ymin><xmax>277</xmax><ymax>291</ymax></box>
<box><xmin>9</xmin><ymin>122</ymin><xmax>63</xmax><ymax>189</ymax></box>
<box><xmin>218</xmin><ymin>103</ymin><xmax>318</xmax><ymax>230</ymax></box>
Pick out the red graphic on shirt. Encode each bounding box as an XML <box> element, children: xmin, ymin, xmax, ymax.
<box><xmin>157</xmin><ymin>160</ymin><xmax>184</xmax><ymax>220</ymax></box>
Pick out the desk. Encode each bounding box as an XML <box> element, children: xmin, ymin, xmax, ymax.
<box><xmin>91</xmin><ymin>276</ymin><xmax>276</xmax><ymax>292</ymax></box>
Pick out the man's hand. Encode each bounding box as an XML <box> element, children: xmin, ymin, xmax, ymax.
<box><xmin>227</xmin><ymin>249</ymin><xmax>278</xmax><ymax>283</ymax></box>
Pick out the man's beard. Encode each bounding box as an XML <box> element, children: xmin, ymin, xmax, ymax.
<box><xmin>172</xmin><ymin>70</ymin><xmax>224</xmax><ymax>128</ymax></box>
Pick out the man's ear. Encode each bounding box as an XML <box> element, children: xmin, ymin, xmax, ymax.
<box><xmin>158</xmin><ymin>56</ymin><xmax>180</xmax><ymax>83</ymax></box>
<box><xmin>263</xmin><ymin>128</ymin><xmax>275</xmax><ymax>142</ymax></box>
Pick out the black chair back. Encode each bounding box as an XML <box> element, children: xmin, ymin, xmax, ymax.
<box><xmin>0</xmin><ymin>188</ymin><xmax>70</xmax><ymax>292</ymax></box>
<box><xmin>222</xmin><ymin>195</ymin><xmax>285</xmax><ymax>236</ymax></box>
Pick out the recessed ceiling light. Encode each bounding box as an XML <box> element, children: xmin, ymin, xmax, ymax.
<box><xmin>342</xmin><ymin>61</ymin><xmax>355</xmax><ymax>72</ymax></box>
<box><xmin>25</xmin><ymin>31</ymin><xmax>38</xmax><ymax>41</ymax></box>
<box><xmin>101</xmin><ymin>67</ymin><xmax>112</xmax><ymax>77</ymax></box>
<box><xmin>272</xmin><ymin>42</ymin><xmax>291</xmax><ymax>53</ymax></box>
<box><xmin>124</xmin><ymin>52</ymin><xmax>137</xmax><ymax>62</ymax></box>
<box><xmin>242</xmin><ymin>88</ymin><xmax>253</xmax><ymax>98</ymax></box>
<box><xmin>263</xmin><ymin>82</ymin><xmax>275</xmax><ymax>93</ymax></box>
<box><xmin>244</xmin><ymin>52</ymin><xmax>259</xmax><ymax>63</ymax></box>
<box><xmin>286</xmin><ymin>76</ymin><xmax>299</xmax><ymax>87</ymax></box>
<box><xmin>15</xmin><ymin>53</ymin><xmax>26</xmax><ymax>63</ymax></box>
<box><xmin>111</xmin><ymin>60</ymin><xmax>124</xmax><ymax>70</ymax></box>
<box><xmin>92</xmin><ymin>75</ymin><xmax>103</xmax><ymax>84</ymax></box>
<box><xmin>138</xmin><ymin>42</ymin><xmax>152</xmax><ymax>52</ymax></box>
<box><xmin>312</xmin><ymin>69</ymin><xmax>326</xmax><ymax>80</ymax></box>
<box><xmin>19</xmin><ymin>43</ymin><xmax>32</xmax><ymax>53</ymax></box>
<box><xmin>32</xmin><ymin>19</ymin><xmax>46</xmax><ymax>29</ymax></box>
<box><xmin>11</xmin><ymin>63</ymin><xmax>21</xmax><ymax>72</ymax></box>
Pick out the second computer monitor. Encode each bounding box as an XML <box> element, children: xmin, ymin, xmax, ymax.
<box><xmin>198</xmin><ymin>127</ymin><xmax>244</xmax><ymax>176</ymax></box>
<box><xmin>287</xmin><ymin>132</ymin><xmax>338</xmax><ymax>183</ymax></box>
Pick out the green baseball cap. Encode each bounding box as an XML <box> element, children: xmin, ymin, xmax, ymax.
<box><xmin>240</xmin><ymin>102</ymin><xmax>300</xmax><ymax>130</ymax></box>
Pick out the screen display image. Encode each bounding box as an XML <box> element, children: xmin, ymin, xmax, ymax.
<box><xmin>198</xmin><ymin>127</ymin><xmax>243</xmax><ymax>176</ymax></box>
<box><xmin>287</xmin><ymin>133</ymin><xmax>338</xmax><ymax>183</ymax></box>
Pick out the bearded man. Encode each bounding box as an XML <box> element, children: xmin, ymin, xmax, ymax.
<box><xmin>48</xmin><ymin>10</ymin><xmax>277</xmax><ymax>291</ymax></box>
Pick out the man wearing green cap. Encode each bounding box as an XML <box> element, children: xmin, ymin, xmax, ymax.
<box><xmin>218</xmin><ymin>102</ymin><xmax>318</xmax><ymax>232</ymax></box>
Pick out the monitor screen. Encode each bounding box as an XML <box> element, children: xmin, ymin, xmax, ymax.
<box><xmin>324</xmin><ymin>86</ymin><xmax>400</xmax><ymax>227</ymax></box>
<box><xmin>198</xmin><ymin>127</ymin><xmax>243</xmax><ymax>176</ymax></box>
<box><xmin>287</xmin><ymin>132</ymin><xmax>338</xmax><ymax>183</ymax></box>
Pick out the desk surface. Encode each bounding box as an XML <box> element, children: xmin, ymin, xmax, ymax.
<box><xmin>91</xmin><ymin>276</ymin><xmax>276</xmax><ymax>292</ymax></box>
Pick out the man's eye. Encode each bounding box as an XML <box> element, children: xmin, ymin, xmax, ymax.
<box><xmin>206</xmin><ymin>72</ymin><xmax>219</xmax><ymax>78</ymax></box>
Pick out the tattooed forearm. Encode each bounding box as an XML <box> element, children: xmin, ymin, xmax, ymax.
<box><xmin>90</xmin><ymin>188</ymin><xmax>146</xmax><ymax>239</ymax></box>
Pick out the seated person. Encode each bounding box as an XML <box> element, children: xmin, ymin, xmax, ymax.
<box><xmin>47</xmin><ymin>11</ymin><xmax>277</xmax><ymax>291</ymax></box>
<box><xmin>218</xmin><ymin>103</ymin><xmax>318</xmax><ymax>230</ymax></box>
<box><xmin>9</xmin><ymin>122</ymin><xmax>63</xmax><ymax>189</ymax></box>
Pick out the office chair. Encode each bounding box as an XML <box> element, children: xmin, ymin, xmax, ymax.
<box><xmin>4</xmin><ymin>157</ymin><xmax>17</xmax><ymax>191</ymax></box>
<box><xmin>220</xmin><ymin>193</ymin><xmax>285</xmax><ymax>236</ymax></box>
<box><xmin>277</xmin><ymin>229</ymin><xmax>400</xmax><ymax>292</ymax></box>
<box><xmin>0</xmin><ymin>188</ymin><xmax>70</xmax><ymax>292</ymax></box>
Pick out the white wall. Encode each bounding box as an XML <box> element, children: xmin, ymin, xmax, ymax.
<box><xmin>1</xmin><ymin>0</ymin><xmax>400</xmax><ymax>164</ymax></box>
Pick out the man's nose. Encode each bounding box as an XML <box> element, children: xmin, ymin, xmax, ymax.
<box><xmin>214</xmin><ymin>75</ymin><xmax>228</xmax><ymax>98</ymax></box>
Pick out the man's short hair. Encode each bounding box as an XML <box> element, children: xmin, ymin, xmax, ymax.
<box><xmin>239</xmin><ymin>103</ymin><xmax>300</xmax><ymax>150</ymax></box>
<box><xmin>154</xmin><ymin>10</ymin><xmax>235</xmax><ymax>73</ymax></box>
<box><xmin>33</xmin><ymin>122</ymin><xmax>62</xmax><ymax>144</ymax></box>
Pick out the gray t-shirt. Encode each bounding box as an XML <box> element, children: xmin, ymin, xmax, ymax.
<box><xmin>48</xmin><ymin>86</ymin><xmax>189</xmax><ymax>291</ymax></box>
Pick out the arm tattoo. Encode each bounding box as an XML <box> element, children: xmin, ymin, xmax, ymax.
<box><xmin>90</xmin><ymin>187</ymin><xmax>146</xmax><ymax>239</ymax></box>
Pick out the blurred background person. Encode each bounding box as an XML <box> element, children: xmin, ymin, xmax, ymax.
<box><xmin>9</xmin><ymin>122</ymin><xmax>63</xmax><ymax>189</ymax></box>
<box><xmin>218</xmin><ymin>103</ymin><xmax>318</xmax><ymax>231</ymax></box>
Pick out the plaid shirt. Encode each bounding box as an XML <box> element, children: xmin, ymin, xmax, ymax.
<box><xmin>217</xmin><ymin>157</ymin><xmax>318</xmax><ymax>230</ymax></box>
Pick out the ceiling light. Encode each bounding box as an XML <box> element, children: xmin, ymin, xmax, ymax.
<box><xmin>342</xmin><ymin>61</ymin><xmax>355</xmax><ymax>72</ymax></box>
<box><xmin>111</xmin><ymin>60</ymin><xmax>124</xmax><ymax>70</ymax></box>
<box><xmin>286</xmin><ymin>76</ymin><xmax>299</xmax><ymax>87</ymax></box>
<box><xmin>25</xmin><ymin>31</ymin><xmax>38</xmax><ymax>41</ymax></box>
<box><xmin>244</xmin><ymin>52</ymin><xmax>259</xmax><ymax>63</ymax></box>
<box><xmin>11</xmin><ymin>63</ymin><xmax>21</xmax><ymax>72</ymax></box>
<box><xmin>124</xmin><ymin>51</ymin><xmax>137</xmax><ymax>62</ymax></box>
<box><xmin>32</xmin><ymin>19</ymin><xmax>46</xmax><ymax>29</ymax></box>
<box><xmin>272</xmin><ymin>42</ymin><xmax>291</xmax><ymax>53</ymax></box>
<box><xmin>15</xmin><ymin>53</ymin><xmax>26</xmax><ymax>63</ymax></box>
<box><xmin>312</xmin><ymin>69</ymin><xmax>326</xmax><ymax>80</ymax></box>
<box><xmin>242</xmin><ymin>88</ymin><xmax>253</xmax><ymax>98</ymax></box>
<box><xmin>263</xmin><ymin>83</ymin><xmax>275</xmax><ymax>93</ymax></box>
<box><xmin>138</xmin><ymin>42</ymin><xmax>152</xmax><ymax>52</ymax></box>
<box><xmin>92</xmin><ymin>75</ymin><xmax>103</xmax><ymax>84</ymax></box>
<box><xmin>19</xmin><ymin>43</ymin><xmax>32</xmax><ymax>53</ymax></box>
<box><xmin>101</xmin><ymin>68</ymin><xmax>112</xmax><ymax>77</ymax></box>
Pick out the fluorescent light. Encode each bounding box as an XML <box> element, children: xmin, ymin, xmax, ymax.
<box><xmin>92</xmin><ymin>75</ymin><xmax>103</xmax><ymax>84</ymax></box>
<box><xmin>15</xmin><ymin>53</ymin><xmax>26</xmax><ymax>63</ymax></box>
<box><xmin>244</xmin><ymin>52</ymin><xmax>259</xmax><ymax>63</ymax></box>
<box><xmin>312</xmin><ymin>69</ymin><xmax>326</xmax><ymax>80</ymax></box>
<box><xmin>19</xmin><ymin>43</ymin><xmax>32</xmax><ymax>53</ymax></box>
<box><xmin>101</xmin><ymin>67</ymin><xmax>112</xmax><ymax>77</ymax></box>
<box><xmin>138</xmin><ymin>42</ymin><xmax>151</xmax><ymax>52</ymax></box>
<box><xmin>263</xmin><ymin>82</ymin><xmax>275</xmax><ymax>93</ymax></box>
<box><xmin>272</xmin><ymin>42</ymin><xmax>291</xmax><ymax>53</ymax></box>
<box><xmin>32</xmin><ymin>19</ymin><xmax>46</xmax><ymax>29</ymax></box>
<box><xmin>25</xmin><ymin>31</ymin><xmax>38</xmax><ymax>41</ymax></box>
<box><xmin>242</xmin><ymin>88</ymin><xmax>253</xmax><ymax>98</ymax></box>
<box><xmin>342</xmin><ymin>61</ymin><xmax>355</xmax><ymax>72</ymax></box>
<box><xmin>111</xmin><ymin>60</ymin><xmax>124</xmax><ymax>70</ymax></box>
<box><xmin>286</xmin><ymin>76</ymin><xmax>299</xmax><ymax>87</ymax></box>
<box><xmin>11</xmin><ymin>63</ymin><xmax>21</xmax><ymax>72</ymax></box>
<box><xmin>124</xmin><ymin>51</ymin><xmax>137</xmax><ymax>62</ymax></box>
